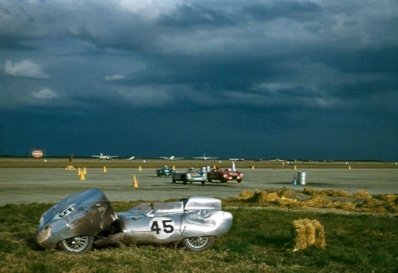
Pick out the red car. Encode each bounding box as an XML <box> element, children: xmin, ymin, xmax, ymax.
<box><xmin>207</xmin><ymin>168</ymin><xmax>243</xmax><ymax>183</ymax></box>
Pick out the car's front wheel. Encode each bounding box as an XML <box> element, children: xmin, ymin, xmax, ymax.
<box><xmin>182</xmin><ymin>236</ymin><xmax>215</xmax><ymax>252</ymax></box>
<box><xmin>59</xmin><ymin>235</ymin><xmax>94</xmax><ymax>254</ymax></box>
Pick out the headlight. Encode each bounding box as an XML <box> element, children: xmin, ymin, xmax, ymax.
<box><xmin>36</xmin><ymin>225</ymin><xmax>51</xmax><ymax>245</ymax></box>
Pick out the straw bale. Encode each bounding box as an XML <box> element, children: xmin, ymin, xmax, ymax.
<box><xmin>334</xmin><ymin>201</ymin><xmax>356</xmax><ymax>211</ymax></box>
<box><xmin>292</xmin><ymin>218</ymin><xmax>326</xmax><ymax>251</ymax></box>
<box><xmin>279</xmin><ymin>188</ymin><xmax>311</xmax><ymax>201</ymax></box>
<box><xmin>326</xmin><ymin>189</ymin><xmax>351</xmax><ymax>197</ymax></box>
<box><xmin>353</xmin><ymin>190</ymin><xmax>372</xmax><ymax>199</ymax></box>
<box><xmin>259</xmin><ymin>191</ymin><xmax>280</xmax><ymax>204</ymax></box>
<box><xmin>306</xmin><ymin>195</ymin><xmax>332</xmax><ymax>208</ymax></box>
<box><xmin>239</xmin><ymin>190</ymin><xmax>256</xmax><ymax>200</ymax></box>
<box><xmin>381</xmin><ymin>194</ymin><xmax>398</xmax><ymax>204</ymax></box>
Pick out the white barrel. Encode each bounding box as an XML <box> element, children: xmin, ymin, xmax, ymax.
<box><xmin>298</xmin><ymin>171</ymin><xmax>306</xmax><ymax>185</ymax></box>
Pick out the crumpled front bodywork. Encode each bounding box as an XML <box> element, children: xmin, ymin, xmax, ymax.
<box><xmin>36</xmin><ymin>188</ymin><xmax>117</xmax><ymax>249</ymax></box>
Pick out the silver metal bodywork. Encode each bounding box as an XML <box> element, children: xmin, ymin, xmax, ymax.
<box><xmin>37</xmin><ymin>188</ymin><xmax>232</xmax><ymax>251</ymax></box>
<box><xmin>171</xmin><ymin>168</ymin><xmax>207</xmax><ymax>184</ymax></box>
<box><xmin>36</xmin><ymin>188</ymin><xmax>117</xmax><ymax>249</ymax></box>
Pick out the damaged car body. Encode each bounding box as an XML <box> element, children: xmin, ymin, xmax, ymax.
<box><xmin>37</xmin><ymin>188</ymin><xmax>233</xmax><ymax>253</ymax></box>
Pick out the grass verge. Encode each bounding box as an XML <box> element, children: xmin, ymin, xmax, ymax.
<box><xmin>0</xmin><ymin>201</ymin><xmax>397</xmax><ymax>273</ymax></box>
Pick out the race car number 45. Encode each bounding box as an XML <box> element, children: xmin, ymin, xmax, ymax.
<box><xmin>150</xmin><ymin>217</ymin><xmax>175</xmax><ymax>239</ymax></box>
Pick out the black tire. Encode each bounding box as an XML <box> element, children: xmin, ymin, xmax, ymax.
<box><xmin>237</xmin><ymin>179</ymin><xmax>242</xmax><ymax>183</ymax></box>
<box><xmin>59</xmin><ymin>235</ymin><xmax>94</xmax><ymax>254</ymax></box>
<box><xmin>183</xmin><ymin>176</ymin><xmax>187</xmax><ymax>184</ymax></box>
<box><xmin>182</xmin><ymin>236</ymin><xmax>215</xmax><ymax>252</ymax></box>
<box><xmin>201</xmin><ymin>180</ymin><xmax>205</xmax><ymax>185</ymax></box>
<box><xmin>172</xmin><ymin>178</ymin><xmax>176</xmax><ymax>183</ymax></box>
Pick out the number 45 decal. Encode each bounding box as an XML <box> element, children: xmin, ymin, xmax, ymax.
<box><xmin>150</xmin><ymin>217</ymin><xmax>175</xmax><ymax>239</ymax></box>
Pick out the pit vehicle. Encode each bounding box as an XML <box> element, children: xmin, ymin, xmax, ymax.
<box><xmin>36</xmin><ymin>188</ymin><xmax>232</xmax><ymax>253</ymax></box>
<box><xmin>207</xmin><ymin>168</ymin><xmax>243</xmax><ymax>183</ymax></box>
<box><xmin>171</xmin><ymin>168</ymin><xmax>207</xmax><ymax>185</ymax></box>
<box><xmin>156</xmin><ymin>166</ymin><xmax>174</xmax><ymax>177</ymax></box>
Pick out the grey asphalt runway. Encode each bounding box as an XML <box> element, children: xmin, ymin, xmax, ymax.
<box><xmin>0</xmin><ymin>168</ymin><xmax>397</xmax><ymax>205</ymax></box>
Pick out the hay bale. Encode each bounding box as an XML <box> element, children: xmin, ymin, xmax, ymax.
<box><xmin>306</xmin><ymin>195</ymin><xmax>332</xmax><ymax>208</ymax></box>
<box><xmin>292</xmin><ymin>218</ymin><xmax>326</xmax><ymax>252</ymax></box>
<box><xmin>279</xmin><ymin>188</ymin><xmax>311</xmax><ymax>201</ymax></box>
<box><xmin>259</xmin><ymin>191</ymin><xmax>280</xmax><ymax>204</ymax></box>
<box><xmin>327</xmin><ymin>189</ymin><xmax>350</xmax><ymax>197</ymax></box>
<box><xmin>381</xmin><ymin>194</ymin><xmax>398</xmax><ymax>204</ymax></box>
<box><xmin>239</xmin><ymin>190</ymin><xmax>256</xmax><ymax>200</ymax></box>
<box><xmin>353</xmin><ymin>190</ymin><xmax>372</xmax><ymax>199</ymax></box>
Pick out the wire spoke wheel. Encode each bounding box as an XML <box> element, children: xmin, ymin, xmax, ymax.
<box><xmin>183</xmin><ymin>236</ymin><xmax>215</xmax><ymax>252</ymax></box>
<box><xmin>60</xmin><ymin>235</ymin><xmax>94</xmax><ymax>254</ymax></box>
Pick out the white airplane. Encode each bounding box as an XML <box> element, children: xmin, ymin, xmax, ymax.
<box><xmin>91</xmin><ymin>153</ymin><xmax>118</xmax><ymax>160</ymax></box>
<box><xmin>160</xmin><ymin>155</ymin><xmax>184</xmax><ymax>160</ymax></box>
<box><xmin>229</xmin><ymin>158</ymin><xmax>245</xmax><ymax>161</ymax></box>
<box><xmin>192</xmin><ymin>154</ymin><xmax>218</xmax><ymax>160</ymax></box>
<box><xmin>126</xmin><ymin>156</ymin><xmax>135</xmax><ymax>160</ymax></box>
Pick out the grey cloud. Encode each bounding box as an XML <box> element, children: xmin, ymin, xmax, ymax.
<box><xmin>32</xmin><ymin>88</ymin><xmax>57</xmax><ymax>99</ymax></box>
<box><xmin>0</xmin><ymin>0</ymin><xmax>397</xmax><ymax>160</ymax></box>
<box><xmin>104</xmin><ymin>74</ymin><xmax>126</xmax><ymax>81</ymax></box>
<box><xmin>3</xmin><ymin>59</ymin><xmax>50</xmax><ymax>79</ymax></box>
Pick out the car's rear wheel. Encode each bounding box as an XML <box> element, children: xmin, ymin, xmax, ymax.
<box><xmin>182</xmin><ymin>236</ymin><xmax>215</xmax><ymax>252</ymax></box>
<box><xmin>59</xmin><ymin>235</ymin><xmax>94</xmax><ymax>254</ymax></box>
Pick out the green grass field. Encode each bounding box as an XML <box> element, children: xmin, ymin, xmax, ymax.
<box><xmin>1</xmin><ymin>200</ymin><xmax>397</xmax><ymax>273</ymax></box>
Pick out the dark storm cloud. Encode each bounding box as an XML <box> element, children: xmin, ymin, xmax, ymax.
<box><xmin>0</xmin><ymin>0</ymin><xmax>397</xmax><ymax>160</ymax></box>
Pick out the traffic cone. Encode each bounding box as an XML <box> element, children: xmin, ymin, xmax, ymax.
<box><xmin>80</xmin><ymin>172</ymin><xmax>86</xmax><ymax>181</ymax></box>
<box><xmin>78</xmin><ymin>167</ymin><xmax>82</xmax><ymax>176</ymax></box>
<box><xmin>294</xmin><ymin>165</ymin><xmax>297</xmax><ymax>170</ymax></box>
<box><xmin>103</xmin><ymin>166</ymin><xmax>107</xmax><ymax>173</ymax></box>
<box><xmin>139</xmin><ymin>166</ymin><xmax>142</xmax><ymax>172</ymax></box>
<box><xmin>133</xmin><ymin>175</ymin><xmax>139</xmax><ymax>189</ymax></box>
<box><xmin>251</xmin><ymin>165</ymin><xmax>255</xmax><ymax>170</ymax></box>
<box><xmin>172</xmin><ymin>165</ymin><xmax>175</xmax><ymax>170</ymax></box>
<box><xmin>83</xmin><ymin>167</ymin><xmax>87</xmax><ymax>175</ymax></box>
<box><xmin>348</xmin><ymin>165</ymin><xmax>352</xmax><ymax>170</ymax></box>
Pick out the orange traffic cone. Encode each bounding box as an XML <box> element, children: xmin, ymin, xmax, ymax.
<box><xmin>133</xmin><ymin>175</ymin><xmax>139</xmax><ymax>189</ymax></box>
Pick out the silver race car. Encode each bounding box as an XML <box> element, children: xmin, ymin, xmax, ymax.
<box><xmin>36</xmin><ymin>188</ymin><xmax>233</xmax><ymax>253</ymax></box>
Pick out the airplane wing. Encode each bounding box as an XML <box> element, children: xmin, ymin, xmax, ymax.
<box><xmin>160</xmin><ymin>156</ymin><xmax>184</xmax><ymax>160</ymax></box>
<box><xmin>193</xmin><ymin>155</ymin><xmax>217</xmax><ymax>160</ymax></box>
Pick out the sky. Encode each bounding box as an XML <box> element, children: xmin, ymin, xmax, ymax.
<box><xmin>0</xmin><ymin>0</ymin><xmax>397</xmax><ymax>161</ymax></box>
